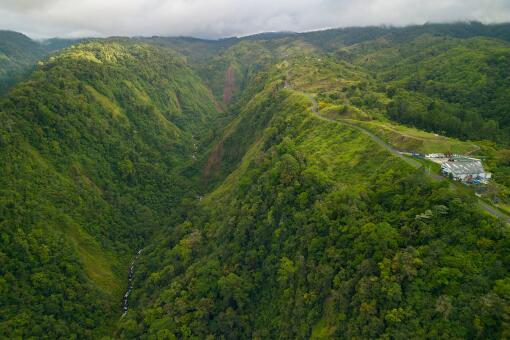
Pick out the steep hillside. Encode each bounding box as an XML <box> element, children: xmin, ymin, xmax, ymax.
<box><xmin>123</xmin><ymin>81</ymin><xmax>510</xmax><ymax>339</ymax></box>
<box><xmin>117</xmin><ymin>25</ymin><xmax>510</xmax><ymax>338</ymax></box>
<box><xmin>1</xmin><ymin>22</ymin><xmax>510</xmax><ymax>339</ymax></box>
<box><xmin>0</xmin><ymin>41</ymin><xmax>220</xmax><ymax>337</ymax></box>
<box><xmin>243</xmin><ymin>30</ymin><xmax>510</xmax><ymax>205</ymax></box>
<box><xmin>0</xmin><ymin>31</ymin><xmax>76</xmax><ymax>94</ymax></box>
<box><xmin>145</xmin><ymin>36</ymin><xmax>316</xmax><ymax>106</ymax></box>
<box><xmin>190</xmin><ymin>41</ymin><xmax>274</xmax><ymax>105</ymax></box>
<box><xmin>141</xmin><ymin>23</ymin><xmax>510</xmax><ymax>146</ymax></box>
<box><xmin>0</xmin><ymin>31</ymin><xmax>44</xmax><ymax>93</ymax></box>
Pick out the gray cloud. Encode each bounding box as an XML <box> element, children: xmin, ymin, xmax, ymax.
<box><xmin>0</xmin><ymin>0</ymin><xmax>60</xmax><ymax>12</ymax></box>
<box><xmin>1</xmin><ymin>0</ymin><xmax>510</xmax><ymax>39</ymax></box>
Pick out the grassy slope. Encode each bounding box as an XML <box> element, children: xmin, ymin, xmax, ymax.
<box><xmin>144</xmin><ymin>26</ymin><xmax>510</xmax><ymax>203</ymax></box>
<box><xmin>273</xmin><ymin>33</ymin><xmax>510</xmax><ymax>206</ymax></box>
<box><xmin>354</xmin><ymin>120</ymin><xmax>480</xmax><ymax>155</ymax></box>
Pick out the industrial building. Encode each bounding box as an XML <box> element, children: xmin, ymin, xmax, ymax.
<box><xmin>440</xmin><ymin>157</ymin><xmax>491</xmax><ymax>184</ymax></box>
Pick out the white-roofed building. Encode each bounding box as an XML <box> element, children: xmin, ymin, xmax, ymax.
<box><xmin>441</xmin><ymin>157</ymin><xmax>491</xmax><ymax>184</ymax></box>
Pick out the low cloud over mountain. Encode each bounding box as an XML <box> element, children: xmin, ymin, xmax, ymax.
<box><xmin>1</xmin><ymin>0</ymin><xmax>510</xmax><ymax>39</ymax></box>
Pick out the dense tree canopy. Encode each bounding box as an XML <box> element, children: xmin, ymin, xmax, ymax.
<box><xmin>123</xmin><ymin>88</ymin><xmax>510</xmax><ymax>339</ymax></box>
<box><xmin>0</xmin><ymin>23</ymin><xmax>509</xmax><ymax>338</ymax></box>
<box><xmin>0</xmin><ymin>41</ymin><xmax>220</xmax><ymax>337</ymax></box>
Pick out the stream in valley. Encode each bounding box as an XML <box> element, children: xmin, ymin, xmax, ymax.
<box><xmin>122</xmin><ymin>248</ymin><xmax>143</xmax><ymax>317</ymax></box>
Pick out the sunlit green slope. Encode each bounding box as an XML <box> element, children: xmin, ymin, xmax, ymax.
<box><xmin>0</xmin><ymin>40</ymin><xmax>220</xmax><ymax>338</ymax></box>
<box><xmin>124</xmin><ymin>72</ymin><xmax>509</xmax><ymax>338</ymax></box>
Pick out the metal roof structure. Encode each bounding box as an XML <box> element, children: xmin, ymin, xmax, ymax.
<box><xmin>441</xmin><ymin>159</ymin><xmax>485</xmax><ymax>175</ymax></box>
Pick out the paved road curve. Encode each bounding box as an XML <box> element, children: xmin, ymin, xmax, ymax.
<box><xmin>305</xmin><ymin>94</ymin><xmax>422</xmax><ymax>167</ymax></box>
<box><xmin>304</xmin><ymin>93</ymin><xmax>510</xmax><ymax>224</ymax></box>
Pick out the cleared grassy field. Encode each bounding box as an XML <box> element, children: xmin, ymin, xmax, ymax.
<box><xmin>355</xmin><ymin>120</ymin><xmax>481</xmax><ymax>155</ymax></box>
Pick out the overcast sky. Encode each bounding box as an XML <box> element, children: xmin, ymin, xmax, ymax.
<box><xmin>1</xmin><ymin>0</ymin><xmax>510</xmax><ymax>39</ymax></box>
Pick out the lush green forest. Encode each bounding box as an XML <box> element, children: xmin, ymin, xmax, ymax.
<box><xmin>0</xmin><ymin>40</ymin><xmax>221</xmax><ymax>337</ymax></box>
<box><xmin>0</xmin><ymin>30</ymin><xmax>76</xmax><ymax>94</ymax></box>
<box><xmin>0</xmin><ymin>22</ymin><xmax>509</xmax><ymax>338</ymax></box>
<box><xmin>120</xmin><ymin>72</ymin><xmax>510</xmax><ymax>340</ymax></box>
<box><xmin>347</xmin><ymin>35</ymin><xmax>510</xmax><ymax>144</ymax></box>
